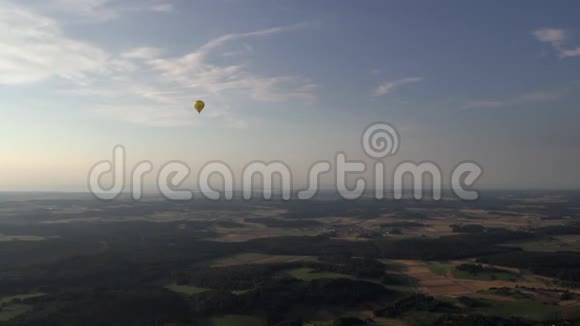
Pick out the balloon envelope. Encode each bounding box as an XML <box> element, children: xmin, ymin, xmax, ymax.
<box><xmin>194</xmin><ymin>100</ymin><xmax>205</xmax><ymax>113</ymax></box>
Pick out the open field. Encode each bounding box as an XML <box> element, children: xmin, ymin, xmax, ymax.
<box><xmin>393</xmin><ymin>260</ymin><xmax>580</xmax><ymax>322</ymax></box>
<box><xmin>285</xmin><ymin>268</ymin><xmax>353</xmax><ymax>281</ymax></box>
<box><xmin>502</xmin><ymin>235</ymin><xmax>580</xmax><ymax>252</ymax></box>
<box><xmin>473</xmin><ymin>299</ymin><xmax>562</xmax><ymax>321</ymax></box>
<box><xmin>210</xmin><ymin>252</ymin><xmax>318</xmax><ymax>267</ymax></box>
<box><xmin>0</xmin><ymin>193</ymin><xmax>579</xmax><ymax>324</ymax></box>
<box><xmin>0</xmin><ymin>293</ymin><xmax>45</xmax><ymax>305</ymax></box>
<box><xmin>209</xmin><ymin>216</ymin><xmax>322</xmax><ymax>242</ymax></box>
<box><xmin>0</xmin><ymin>293</ymin><xmax>46</xmax><ymax>321</ymax></box>
<box><xmin>427</xmin><ymin>262</ymin><xmax>520</xmax><ymax>281</ymax></box>
<box><xmin>165</xmin><ymin>283</ymin><xmax>209</xmax><ymax>296</ymax></box>
<box><xmin>0</xmin><ymin>305</ymin><xmax>33</xmax><ymax>322</ymax></box>
<box><xmin>210</xmin><ymin>228</ymin><xmax>320</xmax><ymax>242</ymax></box>
<box><xmin>398</xmin><ymin>260</ymin><xmax>579</xmax><ymax>298</ymax></box>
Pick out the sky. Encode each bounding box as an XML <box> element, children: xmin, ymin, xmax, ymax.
<box><xmin>1</xmin><ymin>0</ymin><xmax>580</xmax><ymax>192</ymax></box>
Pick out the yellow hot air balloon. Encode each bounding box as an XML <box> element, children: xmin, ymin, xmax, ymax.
<box><xmin>193</xmin><ymin>100</ymin><xmax>205</xmax><ymax>113</ymax></box>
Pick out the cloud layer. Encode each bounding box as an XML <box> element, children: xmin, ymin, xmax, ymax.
<box><xmin>0</xmin><ymin>1</ymin><xmax>316</xmax><ymax>127</ymax></box>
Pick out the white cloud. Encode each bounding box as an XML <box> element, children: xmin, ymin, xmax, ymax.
<box><xmin>29</xmin><ymin>0</ymin><xmax>119</xmax><ymax>21</ymax></box>
<box><xmin>374</xmin><ymin>77</ymin><xmax>423</xmax><ymax>96</ymax></box>
<box><xmin>560</xmin><ymin>47</ymin><xmax>580</xmax><ymax>58</ymax></box>
<box><xmin>223</xmin><ymin>44</ymin><xmax>254</xmax><ymax>57</ymax></box>
<box><xmin>0</xmin><ymin>5</ymin><xmax>110</xmax><ymax>85</ymax></box>
<box><xmin>249</xmin><ymin>76</ymin><xmax>318</xmax><ymax>101</ymax></box>
<box><xmin>10</xmin><ymin>0</ymin><xmax>175</xmax><ymax>23</ymax></box>
<box><xmin>533</xmin><ymin>27</ymin><xmax>580</xmax><ymax>58</ymax></box>
<box><xmin>0</xmin><ymin>2</ymin><xmax>316</xmax><ymax>127</ymax></box>
<box><xmin>149</xmin><ymin>3</ymin><xmax>174</xmax><ymax>13</ymax></box>
<box><xmin>463</xmin><ymin>83</ymin><xmax>579</xmax><ymax>111</ymax></box>
<box><xmin>121</xmin><ymin>47</ymin><xmax>163</xmax><ymax>60</ymax></box>
<box><xmin>144</xmin><ymin>23</ymin><xmax>317</xmax><ymax>101</ymax></box>
<box><xmin>533</xmin><ymin>28</ymin><xmax>566</xmax><ymax>44</ymax></box>
<box><xmin>518</xmin><ymin>89</ymin><xmax>564</xmax><ymax>102</ymax></box>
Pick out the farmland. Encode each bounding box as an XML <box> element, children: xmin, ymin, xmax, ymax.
<box><xmin>0</xmin><ymin>192</ymin><xmax>579</xmax><ymax>324</ymax></box>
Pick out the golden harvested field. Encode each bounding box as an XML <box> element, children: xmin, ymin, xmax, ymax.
<box><xmin>396</xmin><ymin>260</ymin><xmax>580</xmax><ymax>299</ymax></box>
<box><xmin>211</xmin><ymin>226</ymin><xmax>319</xmax><ymax>242</ymax></box>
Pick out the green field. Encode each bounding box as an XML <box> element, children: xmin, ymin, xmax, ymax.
<box><xmin>426</xmin><ymin>262</ymin><xmax>453</xmax><ymax>276</ymax></box>
<box><xmin>452</xmin><ymin>269</ymin><xmax>518</xmax><ymax>281</ymax></box>
<box><xmin>0</xmin><ymin>293</ymin><xmax>46</xmax><ymax>305</ymax></box>
<box><xmin>427</xmin><ymin>262</ymin><xmax>518</xmax><ymax>281</ymax></box>
<box><xmin>286</xmin><ymin>268</ymin><xmax>353</xmax><ymax>281</ymax></box>
<box><xmin>211</xmin><ymin>252</ymin><xmax>317</xmax><ymax>267</ymax></box>
<box><xmin>502</xmin><ymin>236</ymin><xmax>580</xmax><ymax>252</ymax></box>
<box><xmin>474</xmin><ymin>299</ymin><xmax>562</xmax><ymax>321</ymax></box>
<box><xmin>0</xmin><ymin>293</ymin><xmax>46</xmax><ymax>321</ymax></box>
<box><xmin>392</xmin><ymin>297</ymin><xmax>565</xmax><ymax>324</ymax></box>
<box><xmin>377</xmin><ymin>259</ymin><xmax>408</xmax><ymax>272</ymax></box>
<box><xmin>231</xmin><ymin>289</ymin><xmax>253</xmax><ymax>295</ymax></box>
<box><xmin>479</xmin><ymin>287</ymin><xmax>533</xmax><ymax>300</ymax></box>
<box><xmin>0</xmin><ymin>304</ymin><xmax>33</xmax><ymax>321</ymax></box>
<box><xmin>165</xmin><ymin>283</ymin><xmax>209</xmax><ymax>296</ymax></box>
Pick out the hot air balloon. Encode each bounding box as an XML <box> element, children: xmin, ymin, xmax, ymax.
<box><xmin>193</xmin><ymin>100</ymin><xmax>205</xmax><ymax>113</ymax></box>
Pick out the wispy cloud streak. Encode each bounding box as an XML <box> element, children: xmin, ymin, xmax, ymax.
<box><xmin>533</xmin><ymin>27</ymin><xmax>580</xmax><ymax>58</ymax></box>
<box><xmin>374</xmin><ymin>77</ymin><xmax>423</xmax><ymax>96</ymax></box>
<box><xmin>0</xmin><ymin>1</ymin><xmax>316</xmax><ymax>127</ymax></box>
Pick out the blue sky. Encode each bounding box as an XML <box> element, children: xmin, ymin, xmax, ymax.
<box><xmin>1</xmin><ymin>0</ymin><xmax>580</xmax><ymax>191</ymax></box>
